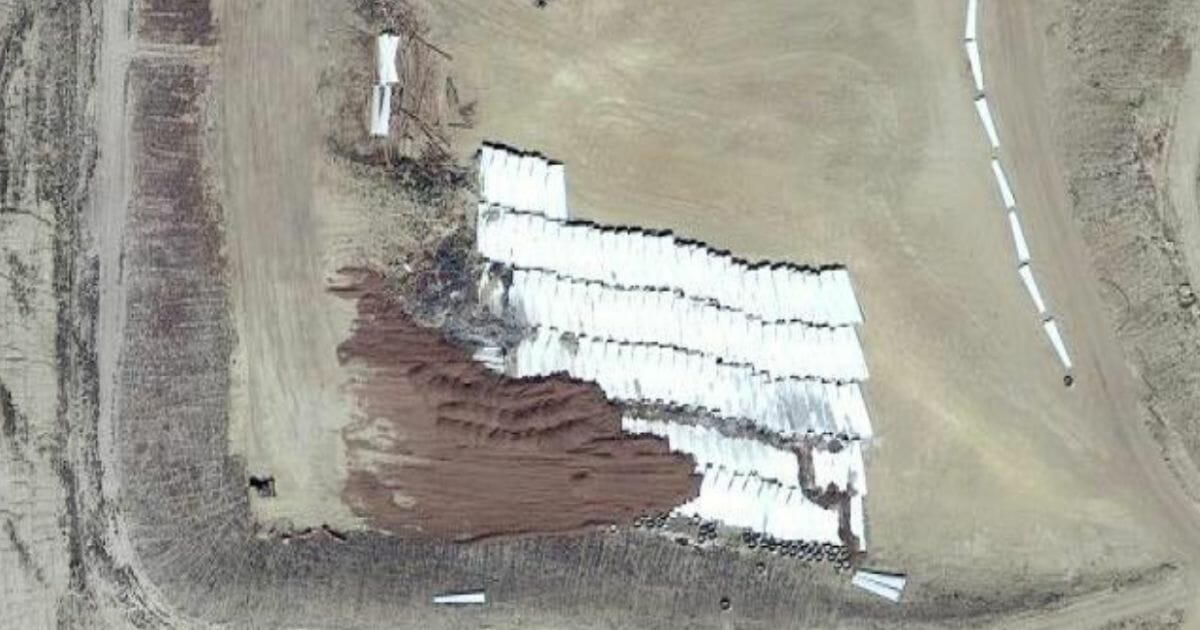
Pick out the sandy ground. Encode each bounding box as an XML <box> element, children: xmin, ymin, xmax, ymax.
<box><xmin>217</xmin><ymin>0</ymin><xmax>366</xmax><ymax>530</ymax></box>
<box><xmin>92</xmin><ymin>0</ymin><xmax>132</xmax><ymax>514</ymax></box>
<box><xmin>0</xmin><ymin>151</ymin><xmax>70</xmax><ymax>626</ymax></box>
<box><xmin>211</xmin><ymin>0</ymin><xmax>1186</xmax><ymax>585</ymax></box>
<box><xmin>1168</xmin><ymin>29</ymin><xmax>1200</xmax><ymax>307</ymax></box>
<box><xmin>425</xmin><ymin>0</ymin><xmax>1177</xmax><ymax>590</ymax></box>
<box><xmin>985</xmin><ymin>0</ymin><xmax>1200</xmax><ymax>625</ymax></box>
<box><xmin>198</xmin><ymin>0</ymin><xmax>1200</xmax><ymax>617</ymax></box>
<box><xmin>216</xmin><ymin>0</ymin><xmax>697</xmax><ymax>539</ymax></box>
<box><xmin>985</xmin><ymin>0</ymin><xmax>1200</xmax><ymax>565</ymax></box>
<box><xmin>216</xmin><ymin>0</ymin><xmax>483</xmax><ymax>533</ymax></box>
<box><xmin>0</xmin><ymin>4</ymin><xmax>91</xmax><ymax>628</ymax></box>
<box><xmin>9</xmin><ymin>0</ymin><xmax>1200</xmax><ymax>627</ymax></box>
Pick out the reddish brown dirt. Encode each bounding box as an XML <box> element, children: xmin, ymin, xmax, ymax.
<box><xmin>335</xmin><ymin>270</ymin><xmax>699</xmax><ymax>541</ymax></box>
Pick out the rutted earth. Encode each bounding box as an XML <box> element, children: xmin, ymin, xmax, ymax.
<box><xmin>3</xmin><ymin>0</ymin><xmax>1200</xmax><ymax>628</ymax></box>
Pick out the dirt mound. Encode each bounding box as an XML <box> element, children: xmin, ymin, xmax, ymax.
<box><xmin>334</xmin><ymin>269</ymin><xmax>699</xmax><ymax>540</ymax></box>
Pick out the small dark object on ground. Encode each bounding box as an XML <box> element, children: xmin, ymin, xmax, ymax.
<box><xmin>322</xmin><ymin>525</ymin><xmax>347</xmax><ymax>542</ymax></box>
<box><xmin>248</xmin><ymin>475</ymin><xmax>275</xmax><ymax>498</ymax></box>
<box><xmin>1178</xmin><ymin>283</ymin><xmax>1197</xmax><ymax>309</ymax></box>
<box><xmin>1063</xmin><ymin>374</ymin><xmax>1074</xmax><ymax>388</ymax></box>
<box><xmin>719</xmin><ymin>597</ymin><xmax>732</xmax><ymax>611</ymax></box>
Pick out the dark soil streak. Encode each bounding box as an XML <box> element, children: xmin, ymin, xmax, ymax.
<box><xmin>4</xmin><ymin>517</ymin><xmax>46</xmax><ymax>584</ymax></box>
<box><xmin>0</xmin><ymin>378</ymin><xmax>23</xmax><ymax>440</ymax></box>
<box><xmin>0</xmin><ymin>6</ymin><xmax>33</xmax><ymax>207</ymax></box>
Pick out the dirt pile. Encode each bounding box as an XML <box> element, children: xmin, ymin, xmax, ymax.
<box><xmin>335</xmin><ymin>269</ymin><xmax>699</xmax><ymax>540</ymax></box>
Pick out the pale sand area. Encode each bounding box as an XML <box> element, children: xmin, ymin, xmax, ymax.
<box><xmin>0</xmin><ymin>201</ymin><xmax>68</xmax><ymax>628</ymax></box>
<box><xmin>0</xmin><ymin>8</ymin><xmax>78</xmax><ymax>624</ymax></box>
<box><xmin>217</xmin><ymin>0</ymin><xmax>470</xmax><ymax>531</ymax></box>
<box><xmin>428</xmin><ymin>0</ymin><xmax>1179</xmax><ymax>587</ymax></box>
<box><xmin>218</xmin><ymin>0</ymin><xmax>369</xmax><ymax>530</ymax></box>
<box><xmin>215</xmin><ymin>0</ymin><xmax>1186</xmax><ymax>591</ymax></box>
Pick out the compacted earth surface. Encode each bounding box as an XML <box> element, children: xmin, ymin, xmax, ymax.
<box><xmin>4</xmin><ymin>0</ymin><xmax>1200</xmax><ymax>628</ymax></box>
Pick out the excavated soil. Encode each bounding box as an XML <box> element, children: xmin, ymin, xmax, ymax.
<box><xmin>335</xmin><ymin>269</ymin><xmax>699</xmax><ymax>540</ymax></box>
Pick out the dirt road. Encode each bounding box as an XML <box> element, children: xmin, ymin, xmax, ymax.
<box><xmin>216</xmin><ymin>0</ymin><xmax>366</xmax><ymax>530</ymax></box>
<box><xmin>986</xmin><ymin>0</ymin><xmax>1200</xmax><ymax>626</ymax></box>
<box><xmin>987</xmin><ymin>0</ymin><xmax>1198</xmax><ymax>546</ymax></box>
<box><xmin>92</xmin><ymin>0</ymin><xmax>132</xmax><ymax>514</ymax></box>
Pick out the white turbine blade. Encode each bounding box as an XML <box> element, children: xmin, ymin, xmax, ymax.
<box><xmin>974</xmin><ymin>97</ymin><xmax>1000</xmax><ymax>149</ymax></box>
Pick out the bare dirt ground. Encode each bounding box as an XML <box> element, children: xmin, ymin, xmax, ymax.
<box><xmin>216</xmin><ymin>0</ymin><xmax>365</xmax><ymax>531</ymax></box>
<box><xmin>425</xmin><ymin>0</ymin><xmax>1179</xmax><ymax>595</ymax></box>
<box><xmin>0</xmin><ymin>2</ymin><xmax>111</xmax><ymax>627</ymax></box>
<box><xmin>214</xmin><ymin>0</ymin><xmax>692</xmax><ymax>538</ymax></box>
<box><xmin>7</xmin><ymin>0</ymin><xmax>1200</xmax><ymax>628</ymax></box>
